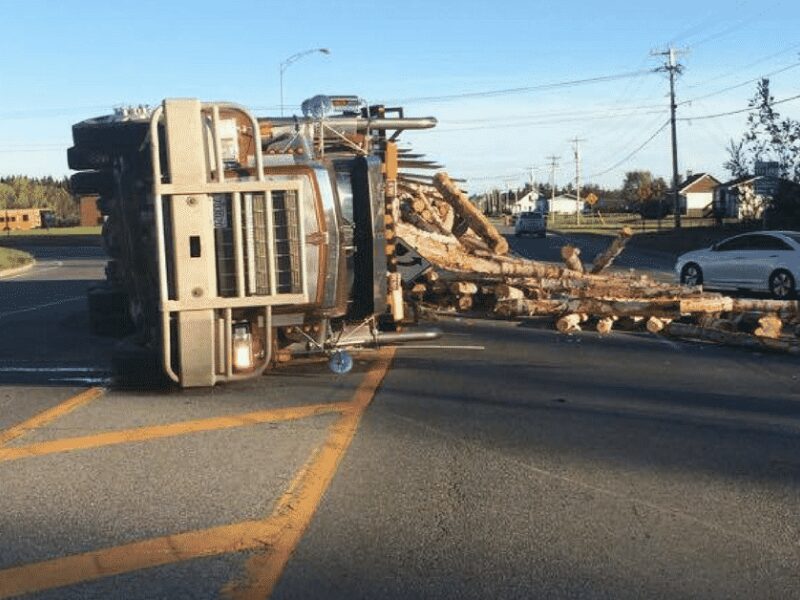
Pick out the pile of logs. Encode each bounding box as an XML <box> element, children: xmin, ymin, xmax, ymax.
<box><xmin>396</xmin><ymin>171</ymin><xmax>800</xmax><ymax>355</ymax></box>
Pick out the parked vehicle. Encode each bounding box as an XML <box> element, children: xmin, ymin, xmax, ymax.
<box><xmin>675</xmin><ymin>231</ymin><xmax>800</xmax><ymax>299</ymax></box>
<box><xmin>514</xmin><ymin>211</ymin><xmax>547</xmax><ymax>238</ymax></box>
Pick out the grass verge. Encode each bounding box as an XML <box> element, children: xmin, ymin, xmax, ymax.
<box><xmin>2</xmin><ymin>226</ymin><xmax>101</xmax><ymax>237</ymax></box>
<box><xmin>0</xmin><ymin>247</ymin><xmax>34</xmax><ymax>271</ymax></box>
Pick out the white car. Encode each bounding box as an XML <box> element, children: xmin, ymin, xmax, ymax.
<box><xmin>675</xmin><ymin>230</ymin><xmax>800</xmax><ymax>299</ymax></box>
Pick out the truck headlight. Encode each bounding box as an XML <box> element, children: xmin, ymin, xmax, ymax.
<box><xmin>232</xmin><ymin>323</ymin><xmax>254</xmax><ymax>371</ymax></box>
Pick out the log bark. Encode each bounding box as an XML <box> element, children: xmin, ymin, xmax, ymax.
<box><xmin>590</xmin><ymin>227</ymin><xmax>633</xmax><ymax>274</ymax></box>
<box><xmin>561</xmin><ymin>245</ymin><xmax>584</xmax><ymax>273</ymax></box>
<box><xmin>397</xmin><ymin>223</ymin><xmax>567</xmax><ymax>278</ymax></box>
<box><xmin>556</xmin><ymin>313</ymin><xmax>582</xmax><ymax>333</ymax></box>
<box><xmin>596</xmin><ymin>317</ymin><xmax>615</xmax><ymax>334</ymax></box>
<box><xmin>401</xmin><ymin>203</ymin><xmax>441</xmax><ymax>234</ymax></box>
<box><xmin>456</xmin><ymin>295</ymin><xmax>474</xmax><ymax>311</ymax></box>
<box><xmin>646</xmin><ymin>316</ymin><xmax>671</xmax><ymax>334</ymax></box>
<box><xmin>754</xmin><ymin>315</ymin><xmax>782</xmax><ymax>339</ymax></box>
<box><xmin>410</xmin><ymin>283</ymin><xmax>427</xmax><ymax>295</ymax></box>
<box><xmin>433</xmin><ymin>172</ymin><xmax>509</xmax><ymax>255</ymax></box>
<box><xmin>494</xmin><ymin>284</ymin><xmax>525</xmax><ymax>301</ymax></box>
<box><xmin>730</xmin><ymin>298</ymin><xmax>799</xmax><ymax>318</ymax></box>
<box><xmin>436</xmin><ymin>200</ymin><xmax>455</xmax><ymax>232</ymax></box>
<box><xmin>449</xmin><ymin>281</ymin><xmax>478</xmax><ymax>295</ymax></box>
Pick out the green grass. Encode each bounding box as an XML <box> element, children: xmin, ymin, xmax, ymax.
<box><xmin>548</xmin><ymin>213</ymin><xmax>740</xmax><ymax>236</ymax></box>
<box><xmin>0</xmin><ymin>247</ymin><xmax>34</xmax><ymax>270</ymax></box>
<box><xmin>2</xmin><ymin>226</ymin><xmax>101</xmax><ymax>237</ymax></box>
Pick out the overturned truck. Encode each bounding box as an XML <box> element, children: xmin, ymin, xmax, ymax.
<box><xmin>69</xmin><ymin>96</ymin><xmax>439</xmax><ymax>386</ymax></box>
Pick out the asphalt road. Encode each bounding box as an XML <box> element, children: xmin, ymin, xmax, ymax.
<box><xmin>503</xmin><ymin>227</ymin><xmax>676</xmax><ymax>277</ymax></box>
<box><xmin>0</xmin><ymin>245</ymin><xmax>798</xmax><ymax>599</ymax></box>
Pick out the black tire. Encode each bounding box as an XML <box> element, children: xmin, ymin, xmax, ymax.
<box><xmin>680</xmin><ymin>263</ymin><xmax>703</xmax><ymax>286</ymax></box>
<box><xmin>67</xmin><ymin>145</ymin><xmax>112</xmax><ymax>170</ymax></box>
<box><xmin>69</xmin><ymin>170</ymin><xmax>115</xmax><ymax>196</ymax></box>
<box><xmin>112</xmin><ymin>336</ymin><xmax>171</xmax><ymax>389</ymax></box>
<box><xmin>769</xmin><ymin>269</ymin><xmax>796</xmax><ymax>299</ymax></box>
<box><xmin>72</xmin><ymin>118</ymin><xmax>149</xmax><ymax>149</ymax></box>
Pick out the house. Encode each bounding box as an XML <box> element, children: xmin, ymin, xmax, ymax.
<box><xmin>511</xmin><ymin>191</ymin><xmax>540</xmax><ymax>214</ymax></box>
<box><xmin>79</xmin><ymin>195</ymin><xmax>103</xmax><ymax>226</ymax></box>
<box><xmin>537</xmin><ymin>193</ymin><xmax>585</xmax><ymax>215</ymax></box>
<box><xmin>0</xmin><ymin>208</ymin><xmax>47</xmax><ymax>231</ymax></box>
<box><xmin>678</xmin><ymin>172</ymin><xmax>721</xmax><ymax>217</ymax></box>
<box><xmin>714</xmin><ymin>170</ymin><xmax>786</xmax><ymax>220</ymax></box>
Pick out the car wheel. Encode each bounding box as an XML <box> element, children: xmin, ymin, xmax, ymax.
<box><xmin>769</xmin><ymin>269</ymin><xmax>795</xmax><ymax>299</ymax></box>
<box><xmin>680</xmin><ymin>263</ymin><xmax>703</xmax><ymax>286</ymax></box>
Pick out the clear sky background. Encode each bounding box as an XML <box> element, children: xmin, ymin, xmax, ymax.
<box><xmin>1</xmin><ymin>0</ymin><xmax>798</xmax><ymax>192</ymax></box>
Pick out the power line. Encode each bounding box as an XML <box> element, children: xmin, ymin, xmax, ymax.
<box><xmin>429</xmin><ymin>108</ymin><xmax>668</xmax><ymax>133</ymax></box>
<box><xmin>380</xmin><ymin>69</ymin><xmax>657</xmax><ymax>105</ymax></box>
<box><xmin>678</xmin><ymin>91</ymin><xmax>800</xmax><ymax>121</ymax></box>
<box><xmin>685</xmin><ymin>41</ymin><xmax>800</xmax><ymax>89</ymax></box>
<box><xmin>587</xmin><ymin>120</ymin><xmax>671</xmax><ymax>179</ymax></box>
<box><xmin>681</xmin><ymin>61</ymin><xmax>800</xmax><ymax>105</ymax></box>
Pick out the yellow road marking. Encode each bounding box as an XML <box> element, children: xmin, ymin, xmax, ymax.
<box><xmin>223</xmin><ymin>346</ymin><xmax>396</xmax><ymax>599</ymax></box>
<box><xmin>0</xmin><ymin>387</ymin><xmax>104</xmax><ymax>447</ymax></box>
<box><xmin>0</xmin><ymin>402</ymin><xmax>350</xmax><ymax>463</ymax></box>
<box><xmin>0</xmin><ymin>349</ymin><xmax>395</xmax><ymax>599</ymax></box>
<box><xmin>0</xmin><ymin>519</ymin><xmax>284</xmax><ymax>599</ymax></box>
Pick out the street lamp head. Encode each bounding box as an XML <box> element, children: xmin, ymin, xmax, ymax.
<box><xmin>319</xmin><ymin>48</ymin><xmax>331</xmax><ymax>55</ymax></box>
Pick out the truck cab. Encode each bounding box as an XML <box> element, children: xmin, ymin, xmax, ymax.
<box><xmin>69</xmin><ymin>97</ymin><xmax>438</xmax><ymax>386</ymax></box>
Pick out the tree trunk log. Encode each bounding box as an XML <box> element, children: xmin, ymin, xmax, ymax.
<box><xmin>556</xmin><ymin>313</ymin><xmax>582</xmax><ymax>333</ymax></box>
<box><xmin>590</xmin><ymin>227</ymin><xmax>633</xmax><ymax>274</ymax></box>
<box><xmin>561</xmin><ymin>245</ymin><xmax>584</xmax><ymax>273</ymax></box>
<box><xmin>730</xmin><ymin>298</ymin><xmax>799</xmax><ymax>318</ymax></box>
<box><xmin>596</xmin><ymin>317</ymin><xmax>615</xmax><ymax>334</ymax></box>
<box><xmin>754</xmin><ymin>315</ymin><xmax>783</xmax><ymax>338</ymax></box>
<box><xmin>433</xmin><ymin>172</ymin><xmax>509</xmax><ymax>255</ymax></box>
<box><xmin>449</xmin><ymin>281</ymin><xmax>478</xmax><ymax>295</ymax></box>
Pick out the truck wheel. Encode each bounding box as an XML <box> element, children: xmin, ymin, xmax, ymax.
<box><xmin>72</xmin><ymin>119</ymin><xmax>149</xmax><ymax>149</ymax></box>
<box><xmin>67</xmin><ymin>145</ymin><xmax>112</xmax><ymax>170</ymax></box>
<box><xmin>69</xmin><ymin>170</ymin><xmax>115</xmax><ymax>196</ymax></box>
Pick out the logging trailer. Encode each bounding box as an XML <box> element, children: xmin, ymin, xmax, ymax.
<box><xmin>68</xmin><ymin>96</ymin><xmax>440</xmax><ymax>387</ymax></box>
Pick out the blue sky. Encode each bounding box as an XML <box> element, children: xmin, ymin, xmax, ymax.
<box><xmin>1</xmin><ymin>0</ymin><xmax>798</xmax><ymax>191</ymax></box>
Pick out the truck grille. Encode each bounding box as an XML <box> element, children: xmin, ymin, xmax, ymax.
<box><xmin>213</xmin><ymin>190</ymin><xmax>302</xmax><ymax>298</ymax></box>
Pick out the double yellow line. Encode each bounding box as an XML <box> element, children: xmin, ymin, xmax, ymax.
<box><xmin>0</xmin><ymin>348</ymin><xmax>395</xmax><ymax>599</ymax></box>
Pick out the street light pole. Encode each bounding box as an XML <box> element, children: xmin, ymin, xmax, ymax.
<box><xmin>279</xmin><ymin>48</ymin><xmax>331</xmax><ymax>116</ymax></box>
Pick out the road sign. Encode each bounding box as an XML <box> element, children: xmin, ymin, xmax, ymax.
<box><xmin>394</xmin><ymin>237</ymin><xmax>432</xmax><ymax>284</ymax></box>
<box><xmin>585</xmin><ymin>192</ymin><xmax>598</xmax><ymax>206</ymax></box>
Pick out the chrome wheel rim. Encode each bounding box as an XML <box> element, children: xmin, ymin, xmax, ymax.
<box><xmin>771</xmin><ymin>272</ymin><xmax>793</xmax><ymax>298</ymax></box>
<box><xmin>682</xmin><ymin>266</ymin><xmax>699</xmax><ymax>286</ymax></box>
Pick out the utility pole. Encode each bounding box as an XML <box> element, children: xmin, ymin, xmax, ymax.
<box><xmin>527</xmin><ymin>166</ymin><xmax>538</xmax><ymax>211</ymax></box>
<box><xmin>546</xmin><ymin>155</ymin><xmax>560</xmax><ymax>216</ymax></box>
<box><xmin>653</xmin><ymin>46</ymin><xmax>686</xmax><ymax>228</ymax></box>
<box><xmin>570</xmin><ymin>137</ymin><xmax>586</xmax><ymax>225</ymax></box>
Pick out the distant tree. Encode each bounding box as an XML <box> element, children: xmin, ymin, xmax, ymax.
<box><xmin>0</xmin><ymin>175</ymin><xmax>77</xmax><ymax>223</ymax></box>
<box><xmin>723</xmin><ymin>139</ymin><xmax>749</xmax><ymax>179</ymax></box>
<box><xmin>621</xmin><ymin>170</ymin><xmax>669</xmax><ymax>216</ymax></box>
<box><xmin>725</xmin><ymin>78</ymin><xmax>800</xmax><ymax>181</ymax></box>
<box><xmin>765</xmin><ymin>181</ymin><xmax>800</xmax><ymax>228</ymax></box>
<box><xmin>0</xmin><ymin>182</ymin><xmax>14</xmax><ymax>208</ymax></box>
